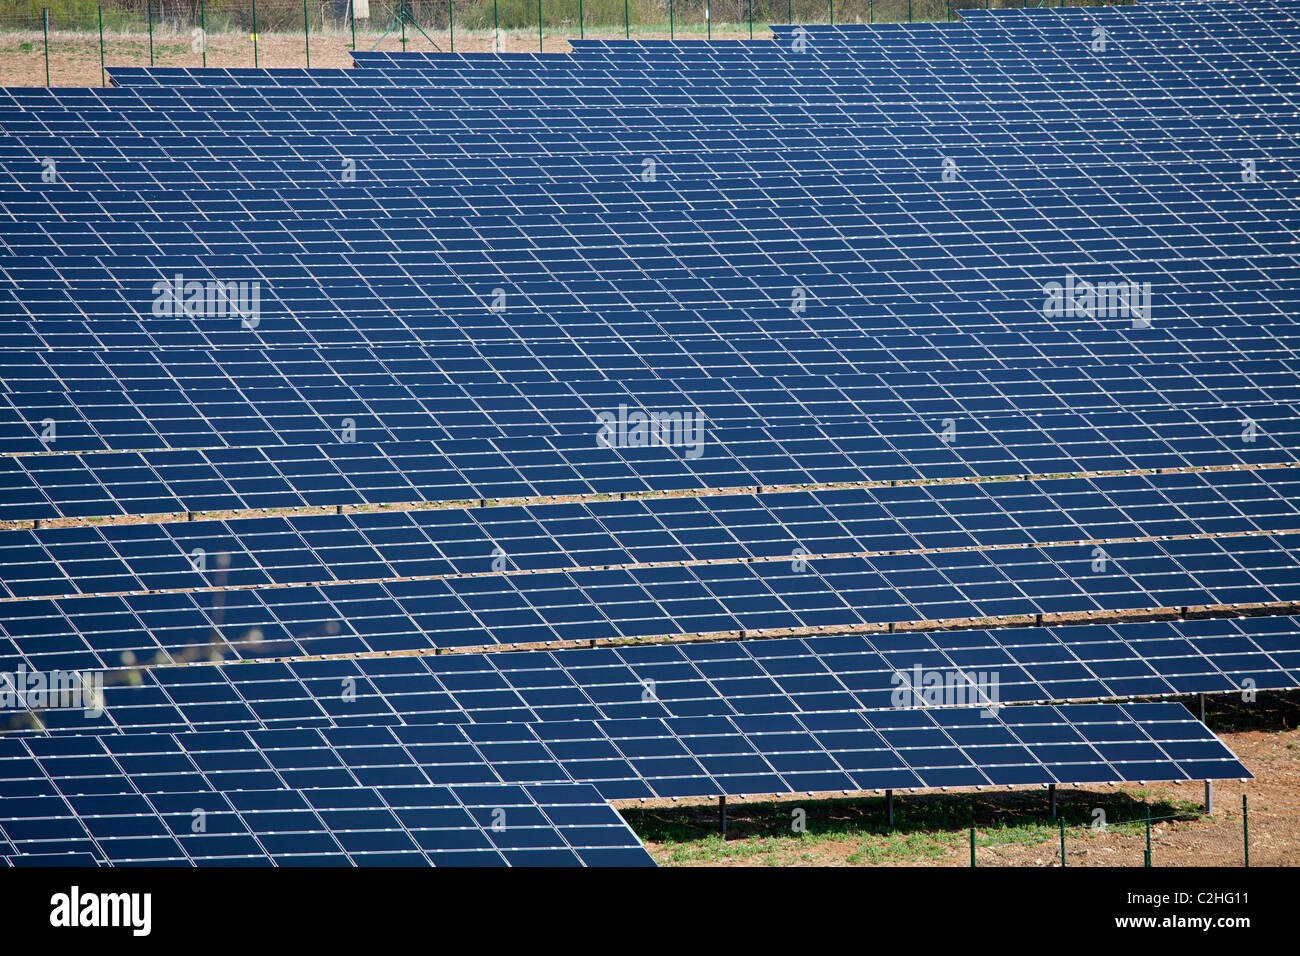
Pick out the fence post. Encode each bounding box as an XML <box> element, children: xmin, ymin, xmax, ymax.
<box><xmin>351</xmin><ymin>0</ymin><xmax>356</xmax><ymax>51</ymax></box>
<box><xmin>303</xmin><ymin>0</ymin><xmax>310</xmax><ymax>68</ymax></box>
<box><xmin>537</xmin><ymin>0</ymin><xmax>542</xmax><ymax>52</ymax></box>
<box><xmin>909</xmin><ymin>0</ymin><xmax>912</xmax><ymax>21</ymax></box>
<box><xmin>1243</xmin><ymin>794</ymin><xmax>1249</xmax><ymax>867</ymax></box>
<box><xmin>706</xmin><ymin>0</ymin><xmax>711</xmax><ymax>40</ymax></box>
<box><xmin>493</xmin><ymin>0</ymin><xmax>500</xmax><ymax>51</ymax></box>
<box><xmin>579</xmin><ymin>0</ymin><xmax>584</xmax><ymax>39</ymax></box>
<box><xmin>98</xmin><ymin>5</ymin><xmax>105</xmax><ymax>87</ymax></box>
<box><xmin>830</xmin><ymin>0</ymin><xmax>834</xmax><ymax>26</ymax></box>
<box><xmin>748</xmin><ymin>0</ymin><xmax>753</xmax><ymax>39</ymax></box>
<box><xmin>252</xmin><ymin>0</ymin><xmax>258</xmax><ymax>68</ymax></box>
<box><xmin>788</xmin><ymin>0</ymin><xmax>792</xmax><ymax>25</ymax></box>
<box><xmin>969</xmin><ymin>825</ymin><xmax>976</xmax><ymax>866</ymax></box>
<box><xmin>1059</xmin><ymin>818</ymin><xmax>1066</xmax><ymax>866</ymax></box>
<box><xmin>200</xmin><ymin>0</ymin><xmax>206</xmax><ymax>68</ymax></box>
<box><xmin>401</xmin><ymin>0</ymin><xmax>407</xmax><ymax>52</ymax></box>
<box><xmin>870</xmin><ymin>0</ymin><xmax>874</xmax><ymax>23</ymax></box>
<box><xmin>947</xmin><ymin>0</ymin><xmax>951</xmax><ymax>21</ymax></box>
<box><xmin>624</xmin><ymin>0</ymin><xmax>629</xmax><ymax>39</ymax></box>
<box><xmin>42</xmin><ymin>7</ymin><xmax>50</xmax><ymax>88</ymax></box>
<box><xmin>147</xmin><ymin>2</ymin><xmax>154</xmax><ymax>66</ymax></box>
<box><xmin>669</xmin><ymin>0</ymin><xmax>674</xmax><ymax>40</ymax></box>
<box><xmin>1144</xmin><ymin>808</ymin><xmax>1152</xmax><ymax>867</ymax></box>
<box><xmin>449</xmin><ymin>0</ymin><xmax>454</xmax><ymax>52</ymax></box>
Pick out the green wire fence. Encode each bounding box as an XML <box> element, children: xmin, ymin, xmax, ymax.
<box><xmin>1</xmin><ymin>0</ymin><xmax>1132</xmax><ymax>87</ymax></box>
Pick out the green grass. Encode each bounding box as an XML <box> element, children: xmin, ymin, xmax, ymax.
<box><xmin>623</xmin><ymin>789</ymin><xmax>1206</xmax><ymax>866</ymax></box>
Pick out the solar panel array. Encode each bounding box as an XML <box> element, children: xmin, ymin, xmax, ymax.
<box><xmin>3</xmin><ymin>617</ymin><xmax>1295</xmax><ymax>737</ymax></box>
<box><xmin>0</xmin><ymin>0</ymin><xmax>1291</xmax><ymax>864</ymax></box>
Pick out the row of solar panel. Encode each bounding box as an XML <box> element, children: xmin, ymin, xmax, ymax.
<box><xmin>5</xmin><ymin>194</ymin><xmax>1293</xmax><ymax>283</ymax></box>
<box><xmin>1</xmin><ymin>467</ymin><xmax>1296</xmax><ymax>600</ymax></box>
<box><xmin>10</xmin><ymin>263</ymin><xmax>1296</xmax><ymax>339</ymax></box>
<box><xmin>12</xmin><ymin>152</ymin><xmax>1293</xmax><ymax>219</ymax></box>
<box><xmin>11</xmin><ymin>308</ymin><xmax>1290</xmax><ymax>364</ymax></box>
<box><xmin>6</xmin><ymin>616</ymin><xmax>1297</xmax><ymax>737</ymax></box>
<box><xmin>7</xmin><ymin>351</ymin><xmax>1293</xmax><ymax>406</ymax></box>
<box><xmin>20</xmin><ymin>80</ymin><xmax>1300</xmax><ymax>124</ymax></box>
<box><xmin>7</xmin><ymin>311</ymin><xmax>1296</xmax><ymax>382</ymax></box>
<box><xmin>0</xmin><ymin>701</ymin><xmax>1248</xmax><ymax>863</ymax></box>
<box><xmin>2</xmin><ymin>533</ymin><xmax>1297</xmax><ymax>673</ymax></box>
<box><xmin>9</xmin><ymin>117</ymin><xmax>1292</xmax><ymax>185</ymax></box>
<box><xmin>3</xmin><ymin>358</ymin><xmax>1297</xmax><ymax>454</ymax></box>
<box><xmin>3</xmin><ymin>405</ymin><xmax>1297</xmax><ymax>520</ymax></box>
<box><xmin>5</xmin><ymin>158</ymin><xmax>1295</xmax><ymax>216</ymax></box>
<box><xmin>0</xmin><ymin>775</ymin><xmax>654</xmax><ymax>867</ymax></box>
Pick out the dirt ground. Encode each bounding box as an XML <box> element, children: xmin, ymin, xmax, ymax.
<box><xmin>0</xmin><ymin>26</ymin><xmax>775</xmax><ymax>87</ymax></box>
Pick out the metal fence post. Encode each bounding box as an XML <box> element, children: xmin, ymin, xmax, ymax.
<box><xmin>449</xmin><ymin>0</ymin><xmax>454</xmax><ymax>52</ymax></box>
<box><xmin>870</xmin><ymin>0</ymin><xmax>873</xmax><ymax>24</ymax></box>
<box><xmin>1144</xmin><ymin>808</ymin><xmax>1152</xmax><ymax>867</ymax></box>
<box><xmin>748</xmin><ymin>0</ymin><xmax>753</xmax><ymax>39</ymax></box>
<box><xmin>624</xmin><ymin>0</ymin><xmax>629</xmax><ymax>39</ymax></box>
<box><xmin>200</xmin><ymin>0</ymin><xmax>206</xmax><ymax>68</ymax></box>
<box><xmin>98</xmin><ymin>5</ymin><xmax>105</xmax><ymax>87</ymax></box>
<box><xmin>707</xmin><ymin>0</ymin><xmax>711</xmax><ymax>40</ymax></box>
<box><xmin>351</xmin><ymin>0</ymin><xmax>356</xmax><ymax>51</ymax></box>
<box><xmin>303</xmin><ymin>0</ymin><xmax>311</xmax><ymax>68</ymax></box>
<box><xmin>1059</xmin><ymin>818</ymin><xmax>1066</xmax><ymax>866</ymax></box>
<box><xmin>42</xmin><ymin>7</ymin><xmax>50</xmax><ymax>87</ymax></box>
<box><xmin>830</xmin><ymin>0</ymin><xmax>834</xmax><ymax>26</ymax></box>
<box><xmin>537</xmin><ymin>0</ymin><xmax>542</xmax><ymax>52</ymax></box>
<box><xmin>579</xmin><ymin>0</ymin><xmax>584</xmax><ymax>39</ymax></box>
<box><xmin>669</xmin><ymin>0</ymin><xmax>674</xmax><ymax>40</ymax></box>
<box><xmin>947</xmin><ymin>0</ymin><xmax>951</xmax><ymax>21</ymax></box>
<box><xmin>401</xmin><ymin>0</ymin><xmax>407</xmax><ymax>52</ymax></box>
<box><xmin>252</xmin><ymin>0</ymin><xmax>258</xmax><ymax>68</ymax></box>
<box><xmin>493</xmin><ymin>0</ymin><xmax>500</xmax><ymax>51</ymax></box>
<box><xmin>147</xmin><ymin>2</ymin><xmax>154</xmax><ymax>66</ymax></box>
<box><xmin>788</xmin><ymin>0</ymin><xmax>792</xmax><ymax>25</ymax></box>
<box><xmin>969</xmin><ymin>826</ymin><xmax>976</xmax><ymax>866</ymax></box>
<box><xmin>909</xmin><ymin>0</ymin><xmax>912</xmax><ymax>21</ymax></box>
<box><xmin>1243</xmin><ymin>794</ymin><xmax>1249</xmax><ymax>867</ymax></box>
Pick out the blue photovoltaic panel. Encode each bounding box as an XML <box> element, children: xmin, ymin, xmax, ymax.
<box><xmin>3</xmin><ymin>616</ymin><xmax>1296</xmax><ymax>737</ymax></box>
<box><xmin>0</xmin><ymin>467</ymin><xmax>1296</xmax><ymax>600</ymax></box>
<box><xmin>0</xmin><ymin>752</ymin><xmax>653</xmax><ymax>867</ymax></box>
<box><xmin>0</xmin><ymin>705</ymin><xmax>1249</xmax><ymax>836</ymax></box>
<box><xmin>0</xmin><ymin>0</ymin><xmax>1288</xmax><ymax>864</ymax></box>
<box><xmin>4</xmin><ymin>355</ymin><xmax>1299</xmax><ymax>455</ymax></box>
<box><xmin>2</xmin><ymin>533</ymin><xmax>1299</xmax><ymax>672</ymax></box>
<box><xmin>3</xmin><ymin>404</ymin><xmax>1298</xmax><ymax>521</ymax></box>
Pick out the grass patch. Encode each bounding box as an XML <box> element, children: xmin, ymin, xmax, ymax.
<box><xmin>623</xmin><ymin>788</ymin><xmax>1205</xmax><ymax>866</ymax></box>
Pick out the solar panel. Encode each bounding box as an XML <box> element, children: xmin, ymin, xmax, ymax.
<box><xmin>3</xmin><ymin>616</ymin><xmax>1295</xmax><ymax>737</ymax></box>
<box><xmin>0</xmin><ymin>752</ymin><xmax>653</xmax><ymax>867</ymax></box>
<box><xmin>2</xmin><ymin>467</ymin><xmax>1297</xmax><ymax>600</ymax></box>
<box><xmin>0</xmin><ymin>705</ymin><xmax>1249</xmax><ymax>840</ymax></box>
<box><xmin>0</xmin><ymin>0</ymin><xmax>1290</xmax><ymax>866</ymax></box>
<box><xmin>4</xmin><ymin>402</ymin><xmax>1298</xmax><ymax>521</ymax></box>
<box><xmin>2</xmin><ymin>531</ymin><xmax>1298</xmax><ymax>671</ymax></box>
